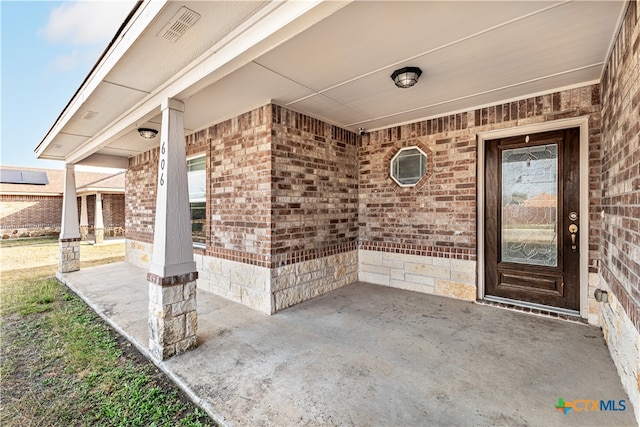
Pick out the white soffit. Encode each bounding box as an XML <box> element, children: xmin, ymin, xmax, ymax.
<box><xmin>58</xmin><ymin>0</ymin><xmax>351</xmax><ymax>164</ymax></box>
<box><xmin>181</xmin><ymin>62</ymin><xmax>315</xmax><ymax>131</ymax></box>
<box><xmin>38</xmin><ymin>0</ymin><xmax>626</xmax><ymax>165</ymax></box>
<box><xmin>41</xmin><ymin>134</ymin><xmax>90</xmax><ymax>161</ymax></box>
<box><xmin>105</xmin><ymin>1</ymin><xmax>270</xmax><ymax>94</ymax></box>
<box><xmin>63</xmin><ymin>82</ymin><xmax>149</xmax><ymax>137</ymax></box>
<box><xmin>254</xmin><ymin>1</ymin><xmax>564</xmax><ymax>91</ymax></box>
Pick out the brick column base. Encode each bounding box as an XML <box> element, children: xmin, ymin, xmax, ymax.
<box><xmin>59</xmin><ymin>238</ymin><xmax>81</xmax><ymax>273</ymax></box>
<box><xmin>95</xmin><ymin>228</ymin><xmax>104</xmax><ymax>244</ymax></box>
<box><xmin>79</xmin><ymin>226</ymin><xmax>89</xmax><ymax>241</ymax></box>
<box><xmin>147</xmin><ymin>271</ymin><xmax>198</xmax><ymax>360</ymax></box>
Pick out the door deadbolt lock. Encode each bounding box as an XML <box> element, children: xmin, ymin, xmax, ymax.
<box><xmin>569</xmin><ymin>211</ymin><xmax>578</xmax><ymax>221</ymax></box>
<box><xmin>569</xmin><ymin>224</ymin><xmax>578</xmax><ymax>251</ymax></box>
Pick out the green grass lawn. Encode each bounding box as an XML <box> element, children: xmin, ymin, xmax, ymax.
<box><xmin>0</xmin><ymin>242</ymin><xmax>215</xmax><ymax>426</ymax></box>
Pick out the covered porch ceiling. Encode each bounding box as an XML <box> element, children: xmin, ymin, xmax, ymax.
<box><xmin>35</xmin><ymin>0</ymin><xmax>626</xmax><ymax>168</ymax></box>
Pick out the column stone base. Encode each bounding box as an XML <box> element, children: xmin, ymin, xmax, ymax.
<box><xmin>79</xmin><ymin>226</ymin><xmax>89</xmax><ymax>241</ymax></box>
<box><xmin>148</xmin><ymin>271</ymin><xmax>198</xmax><ymax>360</ymax></box>
<box><xmin>95</xmin><ymin>228</ymin><xmax>104</xmax><ymax>244</ymax></box>
<box><xmin>59</xmin><ymin>238</ymin><xmax>81</xmax><ymax>273</ymax></box>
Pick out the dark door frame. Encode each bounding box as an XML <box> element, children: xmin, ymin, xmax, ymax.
<box><xmin>477</xmin><ymin>117</ymin><xmax>590</xmax><ymax>318</ymax></box>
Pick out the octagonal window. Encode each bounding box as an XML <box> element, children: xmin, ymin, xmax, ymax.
<box><xmin>390</xmin><ymin>147</ymin><xmax>428</xmax><ymax>186</ymax></box>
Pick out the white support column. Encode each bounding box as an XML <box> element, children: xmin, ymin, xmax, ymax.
<box><xmin>79</xmin><ymin>195</ymin><xmax>89</xmax><ymax>240</ymax></box>
<box><xmin>94</xmin><ymin>192</ymin><xmax>104</xmax><ymax>244</ymax></box>
<box><xmin>59</xmin><ymin>164</ymin><xmax>81</xmax><ymax>273</ymax></box>
<box><xmin>147</xmin><ymin>98</ymin><xmax>197</xmax><ymax>360</ymax></box>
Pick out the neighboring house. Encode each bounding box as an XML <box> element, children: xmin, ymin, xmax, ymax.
<box><xmin>32</xmin><ymin>0</ymin><xmax>639</xmax><ymax>420</ymax></box>
<box><xmin>0</xmin><ymin>166</ymin><xmax>125</xmax><ymax>241</ymax></box>
<box><xmin>522</xmin><ymin>192</ymin><xmax>557</xmax><ymax>208</ymax></box>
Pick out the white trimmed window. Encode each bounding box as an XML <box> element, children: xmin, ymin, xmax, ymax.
<box><xmin>390</xmin><ymin>147</ymin><xmax>427</xmax><ymax>187</ymax></box>
<box><xmin>187</xmin><ymin>155</ymin><xmax>206</xmax><ymax>246</ymax></box>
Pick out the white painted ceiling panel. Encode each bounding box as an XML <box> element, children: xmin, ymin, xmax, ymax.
<box><xmin>46</xmin><ymin>134</ymin><xmax>90</xmax><ymax>159</ymax></box>
<box><xmin>105</xmin><ymin>1</ymin><xmax>270</xmax><ymax>93</ymax></box>
<box><xmin>180</xmin><ymin>61</ymin><xmax>315</xmax><ymax>131</ymax></box>
<box><xmin>285</xmin><ymin>0</ymin><xmax>621</xmax><ymax>129</ymax></box>
<box><xmin>255</xmin><ymin>1</ymin><xmax>563</xmax><ymax>91</ymax></box>
<box><xmin>360</xmin><ymin>66</ymin><xmax>604</xmax><ymax>130</ymax></box>
<box><xmin>97</xmin><ymin>146</ymin><xmax>142</xmax><ymax>158</ymax></box>
<box><xmin>285</xmin><ymin>94</ymin><xmax>372</xmax><ymax>129</ymax></box>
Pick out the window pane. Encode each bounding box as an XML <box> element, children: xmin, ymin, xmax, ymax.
<box><xmin>501</xmin><ymin>144</ymin><xmax>558</xmax><ymax>267</ymax></box>
<box><xmin>391</xmin><ymin>148</ymin><xmax>427</xmax><ymax>186</ymax></box>
<box><xmin>190</xmin><ymin>202</ymin><xmax>206</xmax><ymax>244</ymax></box>
<box><xmin>187</xmin><ymin>156</ymin><xmax>206</xmax><ymax>245</ymax></box>
<box><xmin>187</xmin><ymin>157</ymin><xmax>206</xmax><ymax>201</ymax></box>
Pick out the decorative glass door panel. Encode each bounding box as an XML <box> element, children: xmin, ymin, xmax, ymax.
<box><xmin>484</xmin><ymin>129</ymin><xmax>580</xmax><ymax>311</ymax></box>
<box><xmin>501</xmin><ymin>144</ymin><xmax>558</xmax><ymax>267</ymax></box>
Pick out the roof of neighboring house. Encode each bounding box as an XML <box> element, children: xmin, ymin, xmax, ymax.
<box><xmin>76</xmin><ymin>172</ymin><xmax>125</xmax><ymax>194</ymax></box>
<box><xmin>0</xmin><ymin>166</ymin><xmax>124</xmax><ymax>196</ymax></box>
<box><xmin>523</xmin><ymin>192</ymin><xmax>556</xmax><ymax>207</ymax></box>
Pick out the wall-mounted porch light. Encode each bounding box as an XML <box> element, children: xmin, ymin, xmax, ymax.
<box><xmin>138</xmin><ymin>128</ymin><xmax>158</xmax><ymax>139</ymax></box>
<box><xmin>390</xmin><ymin>66</ymin><xmax>423</xmax><ymax>89</ymax></box>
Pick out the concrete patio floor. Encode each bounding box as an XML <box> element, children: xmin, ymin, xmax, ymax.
<box><xmin>57</xmin><ymin>262</ymin><xmax>636</xmax><ymax>427</ymax></box>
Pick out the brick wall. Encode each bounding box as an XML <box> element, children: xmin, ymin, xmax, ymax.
<box><xmin>186</xmin><ymin>105</ymin><xmax>273</xmax><ymax>266</ymax></box>
<box><xmin>1</xmin><ymin>192</ymin><xmax>125</xmax><ymax>239</ymax></box>
<box><xmin>77</xmin><ymin>194</ymin><xmax>125</xmax><ymax>236</ymax></box>
<box><xmin>127</xmin><ymin>90</ymin><xmax>603</xmax><ymax>310</ymax></box>
<box><xmin>271</xmin><ymin>104</ymin><xmax>359</xmax><ymax>267</ymax></box>
<box><xmin>600</xmin><ymin>0</ymin><xmax>640</xmax><ymax>334</ymax></box>
<box><xmin>103</xmin><ymin>193</ymin><xmax>125</xmax><ymax>235</ymax></box>
<box><xmin>128</xmin><ymin>109</ymin><xmax>273</xmax><ymax>263</ymax></box>
<box><xmin>0</xmin><ymin>194</ymin><xmax>63</xmax><ymax>238</ymax></box>
<box><xmin>126</xmin><ymin>104</ymin><xmax>360</xmax><ymax>312</ymax></box>
<box><xmin>359</xmin><ymin>85</ymin><xmax>602</xmax><ymax>265</ymax></box>
<box><xmin>126</xmin><ymin>148</ymin><xmax>159</xmax><ymax>244</ymax></box>
<box><xmin>131</xmin><ymin>105</ymin><xmax>360</xmax><ymax>270</ymax></box>
<box><xmin>598</xmin><ymin>1</ymin><xmax>640</xmax><ymax>420</ymax></box>
<box><xmin>83</xmin><ymin>195</ymin><xmax>96</xmax><ymax>228</ymax></box>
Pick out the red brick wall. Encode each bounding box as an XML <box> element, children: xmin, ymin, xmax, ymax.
<box><xmin>359</xmin><ymin>85</ymin><xmax>602</xmax><ymax>263</ymax></box>
<box><xmin>600</xmin><ymin>0</ymin><xmax>640</xmax><ymax>332</ymax></box>
<box><xmin>127</xmin><ymin>88</ymin><xmax>603</xmax><ymax>273</ymax></box>
<box><xmin>77</xmin><ymin>194</ymin><xmax>125</xmax><ymax>235</ymax></box>
<box><xmin>186</xmin><ymin>105</ymin><xmax>273</xmax><ymax>266</ymax></box>
<box><xmin>103</xmin><ymin>193</ymin><xmax>125</xmax><ymax>235</ymax></box>
<box><xmin>0</xmin><ymin>192</ymin><xmax>125</xmax><ymax>240</ymax></box>
<box><xmin>127</xmin><ymin>104</ymin><xmax>359</xmax><ymax>268</ymax></box>
<box><xmin>129</xmin><ymin>107</ymin><xmax>274</xmax><ymax>264</ymax></box>
<box><xmin>126</xmin><ymin>148</ymin><xmax>159</xmax><ymax>244</ymax></box>
<box><xmin>84</xmin><ymin>195</ymin><xmax>96</xmax><ymax>227</ymax></box>
<box><xmin>271</xmin><ymin>105</ymin><xmax>359</xmax><ymax>267</ymax></box>
<box><xmin>0</xmin><ymin>195</ymin><xmax>63</xmax><ymax>238</ymax></box>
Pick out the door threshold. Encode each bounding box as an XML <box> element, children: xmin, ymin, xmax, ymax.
<box><xmin>480</xmin><ymin>296</ymin><xmax>586</xmax><ymax>324</ymax></box>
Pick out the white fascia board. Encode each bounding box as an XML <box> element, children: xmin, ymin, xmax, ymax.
<box><xmin>36</xmin><ymin>0</ymin><xmax>168</xmax><ymax>159</ymax></box>
<box><xmin>65</xmin><ymin>0</ymin><xmax>352</xmax><ymax>165</ymax></box>
<box><xmin>77</xmin><ymin>153</ymin><xmax>129</xmax><ymax>170</ymax></box>
<box><xmin>77</xmin><ymin>188</ymin><xmax>125</xmax><ymax>195</ymax></box>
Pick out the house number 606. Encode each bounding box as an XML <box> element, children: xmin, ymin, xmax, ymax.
<box><xmin>159</xmin><ymin>141</ymin><xmax>166</xmax><ymax>186</ymax></box>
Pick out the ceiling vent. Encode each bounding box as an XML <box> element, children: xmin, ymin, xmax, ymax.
<box><xmin>157</xmin><ymin>7</ymin><xmax>200</xmax><ymax>43</ymax></box>
<box><xmin>81</xmin><ymin>110</ymin><xmax>99</xmax><ymax>120</ymax></box>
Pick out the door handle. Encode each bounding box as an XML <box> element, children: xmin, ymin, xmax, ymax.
<box><xmin>569</xmin><ymin>224</ymin><xmax>578</xmax><ymax>251</ymax></box>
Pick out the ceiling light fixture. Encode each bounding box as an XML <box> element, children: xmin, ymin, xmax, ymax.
<box><xmin>138</xmin><ymin>128</ymin><xmax>158</xmax><ymax>139</ymax></box>
<box><xmin>391</xmin><ymin>66</ymin><xmax>423</xmax><ymax>89</ymax></box>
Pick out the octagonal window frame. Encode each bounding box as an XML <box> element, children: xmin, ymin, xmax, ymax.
<box><xmin>390</xmin><ymin>146</ymin><xmax>429</xmax><ymax>187</ymax></box>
